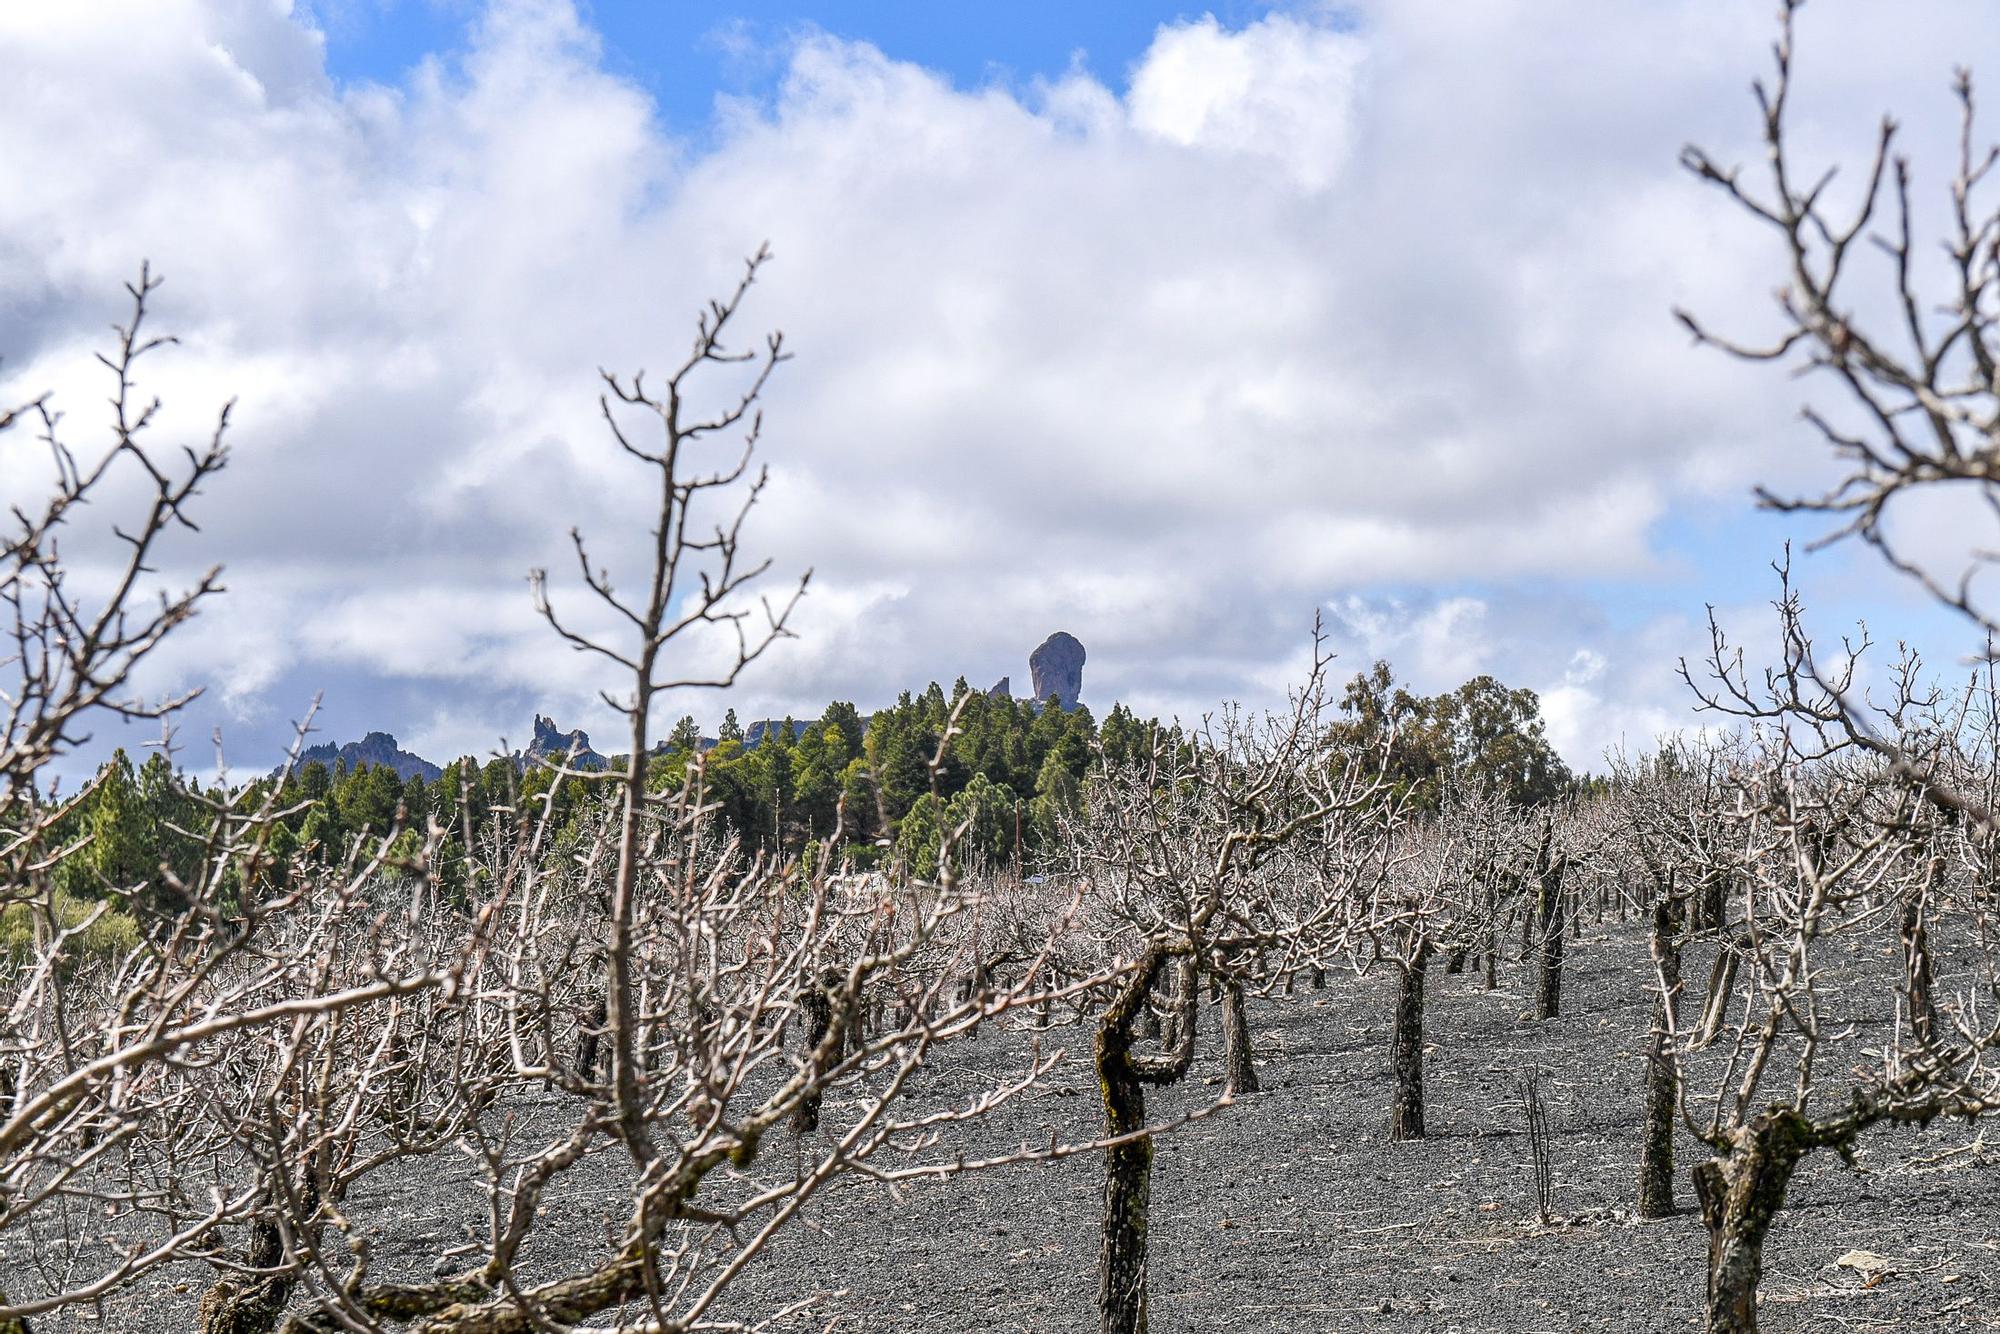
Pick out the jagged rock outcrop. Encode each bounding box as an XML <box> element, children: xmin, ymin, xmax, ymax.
<box><xmin>987</xmin><ymin>676</ymin><xmax>1010</xmax><ymax>700</ymax></box>
<box><xmin>295</xmin><ymin>732</ymin><xmax>441</xmax><ymax>782</ymax></box>
<box><xmin>1029</xmin><ymin>631</ymin><xmax>1085</xmax><ymax>711</ymax></box>
<box><xmin>523</xmin><ymin>714</ymin><xmax>607</xmax><ymax>770</ymax></box>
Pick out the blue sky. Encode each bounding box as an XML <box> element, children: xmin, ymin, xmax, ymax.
<box><xmin>315</xmin><ymin>1</ymin><xmax>1275</xmax><ymax>121</ymax></box>
<box><xmin>4</xmin><ymin>0</ymin><xmax>1994</xmax><ymax>779</ymax></box>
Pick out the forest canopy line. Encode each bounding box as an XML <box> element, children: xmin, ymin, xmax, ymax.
<box><xmin>38</xmin><ymin>658</ymin><xmax>1577</xmax><ymax>922</ymax></box>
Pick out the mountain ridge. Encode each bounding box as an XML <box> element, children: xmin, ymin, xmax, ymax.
<box><xmin>282</xmin><ymin>633</ymin><xmax>1087</xmax><ymax>780</ymax></box>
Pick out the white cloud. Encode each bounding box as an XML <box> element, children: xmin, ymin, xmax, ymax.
<box><xmin>1127</xmin><ymin>15</ymin><xmax>1364</xmax><ymax>190</ymax></box>
<box><xmin>2</xmin><ymin>0</ymin><xmax>1988</xmax><ymax>771</ymax></box>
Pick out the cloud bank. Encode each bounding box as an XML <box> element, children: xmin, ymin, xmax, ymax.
<box><xmin>1</xmin><ymin>0</ymin><xmax>1986</xmax><ymax>773</ymax></box>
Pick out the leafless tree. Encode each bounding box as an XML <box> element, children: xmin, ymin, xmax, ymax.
<box><xmin>1667</xmin><ymin>590</ymin><xmax>2000</xmax><ymax>1334</ymax></box>
<box><xmin>1347</xmin><ymin>793</ymin><xmax>1489</xmax><ymax>1142</ymax></box>
<box><xmin>0</xmin><ymin>271</ymin><xmax>475</xmax><ymax>1329</ymax></box>
<box><xmin>1055</xmin><ymin>637</ymin><xmax>1401</xmax><ymax>1334</ymax></box>
<box><xmin>0</xmin><ymin>260</ymin><xmax>1129</xmax><ymax>1334</ymax></box>
<box><xmin>1680</xmin><ymin>0</ymin><xmax>2000</xmax><ymax>836</ymax></box>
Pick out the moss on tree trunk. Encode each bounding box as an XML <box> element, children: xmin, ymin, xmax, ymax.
<box><xmin>198</xmin><ymin>1173</ymin><xmax>320</xmax><ymax>1334</ymax></box>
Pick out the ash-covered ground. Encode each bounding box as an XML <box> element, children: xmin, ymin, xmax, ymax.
<box><xmin>15</xmin><ymin>921</ymin><xmax>2000</xmax><ymax>1332</ymax></box>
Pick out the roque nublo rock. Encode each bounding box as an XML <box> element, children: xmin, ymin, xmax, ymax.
<box><xmin>1028</xmin><ymin>631</ymin><xmax>1086</xmax><ymax>710</ymax></box>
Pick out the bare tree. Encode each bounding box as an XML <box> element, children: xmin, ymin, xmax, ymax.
<box><xmin>1668</xmin><ymin>593</ymin><xmax>2000</xmax><ymax>1334</ymax></box>
<box><xmin>0</xmin><ymin>260</ymin><xmax>1116</xmax><ymax>1334</ymax></box>
<box><xmin>1350</xmin><ymin>794</ymin><xmax>1490</xmax><ymax>1142</ymax></box>
<box><xmin>0</xmin><ymin>271</ymin><xmax>480</xmax><ymax>1329</ymax></box>
<box><xmin>1680</xmin><ymin>0</ymin><xmax>2000</xmax><ymax>835</ymax></box>
<box><xmin>1058</xmin><ymin>639</ymin><xmax>1400</xmax><ymax>1334</ymax></box>
<box><xmin>1607</xmin><ymin>734</ymin><xmax>1762</xmax><ymax>1221</ymax></box>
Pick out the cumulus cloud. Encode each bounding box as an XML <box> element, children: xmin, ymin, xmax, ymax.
<box><xmin>1127</xmin><ymin>15</ymin><xmax>1364</xmax><ymax>190</ymax></box>
<box><xmin>1</xmin><ymin>0</ymin><xmax>1987</xmax><ymax>772</ymax></box>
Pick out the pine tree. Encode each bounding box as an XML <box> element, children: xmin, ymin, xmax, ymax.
<box><xmin>895</xmin><ymin>792</ymin><xmax>945</xmax><ymax>880</ymax></box>
<box><xmin>668</xmin><ymin>714</ymin><xmax>703</xmax><ymax>753</ymax></box>
<box><xmin>81</xmin><ymin>750</ymin><xmax>156</xmax><ymax>903</ymax></box>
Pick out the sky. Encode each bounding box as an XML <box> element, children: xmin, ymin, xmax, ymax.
<box><xmin>2</xmin><ymin>0</ymin><xmax>1993</xmax><ymax>781</ymax></box>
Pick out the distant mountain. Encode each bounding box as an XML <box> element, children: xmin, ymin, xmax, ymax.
<box><xmin>286</xmin><ymin>715</ymin><xmax>607</xmax><ymax>783</ymax></box>
<box><xmin>744</xmin><ymin>719</ymin><xmax>810</xmax><ymax>748</ymax></box>
<box><xmin>282</xmin><ymin>633</ymin><xmax>1087</xmax><ymax>782</ymax></box>
<box><xmin>520</xmin><ymin>714</ymin><xmax>608</xmax><ymax>771</ymax></box>
<box><xmin>295</xmin><ymin>731</ymin><xmax>442</xmax><ymax>783</ymax></box>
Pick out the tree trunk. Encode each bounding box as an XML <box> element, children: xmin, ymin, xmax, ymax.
<box><xmin>0</xmin><ymin>1276</ymin><xmax>28</xmax><ymax>1334</ymax></box>
<box><xmin>844</xmin><ymin>983</ymin><xmax>867</xmax><ymax>1057</ymax></box>
<box><xmin>1097</xmin><ymin>1021</ymin><xmax>1153</xmax><ymax>1334</ymax></box>
<box><xmin>1096</xmin><ymin>953</ymin><xmax>1195</xmax><ymax>1334</ymax></box>
<box><xmin>1220</xmin><ymin>978</ymin><xmax>1257</xmax><ymax>1097</ymax></box>
<box><xmin>1694</xmin><ymin>941</ymin><xmax>1739</xmax><ymax>1049</ymax></box>
<box><xmin>1535</xmin><ymin>868</ymin><xmax>1564</xmax><ymax>1021</ymax></box>
<box><xmin>1901</xmin><ymin>891</ymin><xmax>1937</xmax><ymax>1048</ymax></box>
<box><xmin>1692</xmin><ymin>1111</ymin><xmax>1815</xmax><ymax>1334</ymax></box>
<box><xmin>574</xmin><ymin>996</ymin><xmax>604</xmax><ymax>1081</ymax></box>
<box><xmin>196</xmin><ymin>1173</ymin><xmax>318</xmax><ymax>1334</ymax></box>
<box><xmin>792</xmin><ymin>975</ymin><xmax>835</xmax><ymax>1135</ymax></box>
<box><xmin>1390</xmin><ymin>948</ymin><xmax>1428</xmax><ymax>1141</ymax></box>
<box><xmin>1695</xmin><ymin>872</ymin><xmax>1726</xmax><ymax>933</ymax></box>
<box><xmin>1482</xmin><ymin>885</ymin><xmax>1498</xmax><ymax>991</ymax></box>
<box><xmin>1638</xmin><ymin>896</ymin><xmax>1683</xmax><ymax>1219</ymax></box>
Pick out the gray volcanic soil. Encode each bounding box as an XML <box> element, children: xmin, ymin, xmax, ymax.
<box><xmin>17</xmin><ymin>922</ymin><xmax>2000</xmax><ymax>1332</ymax></box>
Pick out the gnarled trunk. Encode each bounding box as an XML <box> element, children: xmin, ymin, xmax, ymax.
<box><xmin>1691</xmin><ymin>1111</ymin><xmax>1815</xmax><ymax>1334</ymax></box>
<box><xmin>1693</xmin><ymin>871</ymin><xmax>1726</xmax><ymax>933</ymax></box>
<box><xmin>1096</xmin><ymin>951</ymin><xmax>1195</xmax><ymax>1334</ymax></box>
<box><xmin>197</xmin><ymin>1173</ymin><xmax>319</xmax><ymax>1334</ymax></box>
<box><xmin>1159</xmin><ymin>964</ymin><xmax>1185</xmax><ymax>1051</ymax></box>
<box><xmin>1097</xmin><ymin>1020</ymin><xmax>1153</xmax><ymax>1334</ymax></box>
<box><xmin>575</xmin><ymin>996</ymin><xmax>605</xmax><ymax>1081</ymax></box>
<box><xmin>792</xmin><ymin>974</ymin><xmax>835</xmax><ymax>1135</ymax></box>
<box><xmin>1482</xmin><ymin>895</ymin><xmax>1499</xmax><ymax>990</ymax></box>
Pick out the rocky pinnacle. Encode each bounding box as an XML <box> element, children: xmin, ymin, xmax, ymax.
<box><xmin>1028</xmin><ymin>631</ymin><xmax>1085</xmax><ymax>710</ymax></box>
